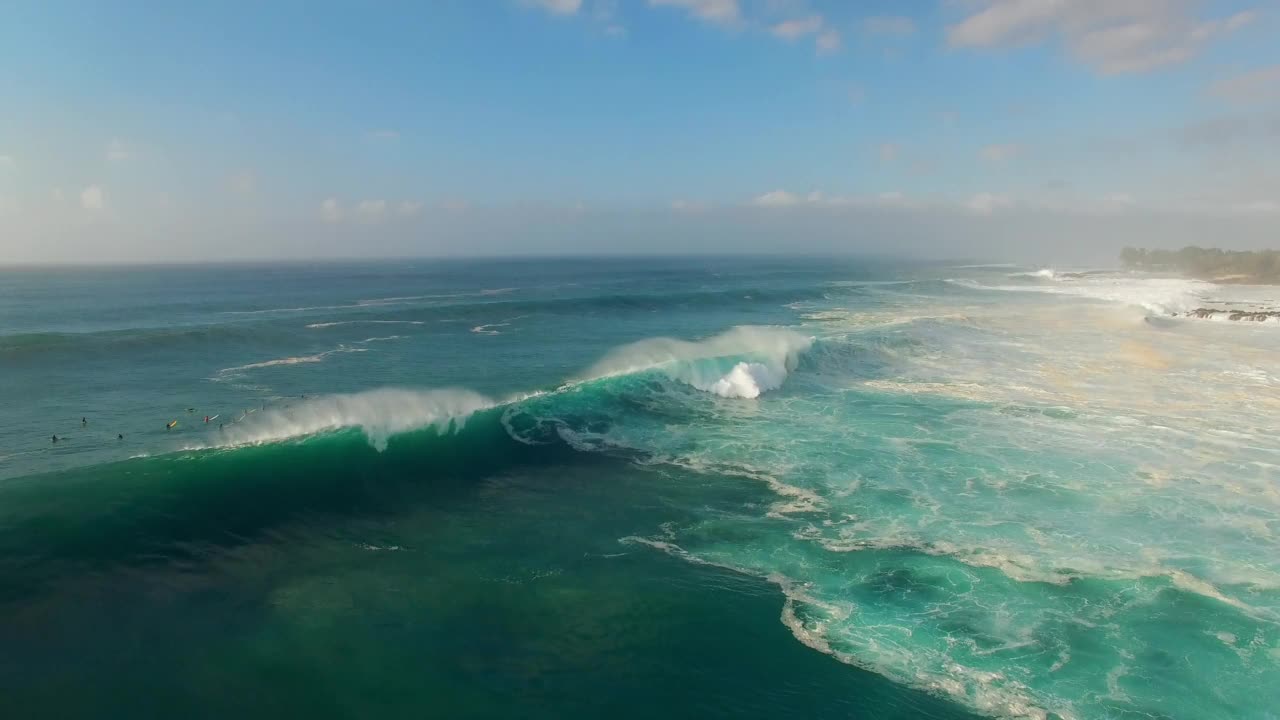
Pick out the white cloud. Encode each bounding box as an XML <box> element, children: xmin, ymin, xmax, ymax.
<box><xmin>752</xmin><ymin>189</ymin><xmax>801</xmax><ymax>207</ymax></box>
<box><xmin>966</xmin><ymin>192</ymin><xmax>1013</xmax><ymax>215</ymax></box>
<box><xmin>1210</xmin><ymin>64</ymin><xmax>1280</xmax><ymax>104</ymax></box>
<box><xmin>105</xmin><ymin>139</ymin><xmax>129</xmax><ymax>162</ymax></box>
<box><xmin>229</xmin><ymin>171</ymin><xmax>256</xmax><ymax>194</ymax></box>
<box><xmin>648</xmin><ymin>0</ymin><xmax>740</xmax><ymax>26</ymax></box>
<box><xmin>398</xmin><ymin>200</ymin><xmax>424</xmax><ymax>217</ymax></box>
<box><xmin>772</xmin><ymin>15</ymin><xmax>823</xmax><ymax>39</ymax></box>
<box><xmin>320</xmin><ymin>198</ymin><xmax>343</xmax><ymax>223</ymax></box>
<box><xmin>816</xmin><ymin>29</ymin><xmax>842</xmax><ymax>53</ymax></box>
<box><xmin>769</xmin><ymin>13</ymin><xmax>839</xmax><ymax>52</ymax></box>
<box><xmin>357</xmin><ymin>199</ymin><xmax>388</xmax><ymax>219</ymax></box>
<box><xmin>948</xmin><ymin>1</ymin><xmax>1257</xmax><ymax>75</ymax></box>
<box><xmin>862</xmin><ymin>15</ymin><xmax>916</xmax><ymax>36</ymax></box>
<box><xmin>81</xmin><ymin>185</ymin><xmax>105</xmax><ymax>211</ymax></box>
<box><xmin>879</xmin><ymin>143</ymin><xmax>900</xmax><ymax>162</ymax></box>
<box><xmin>525</xmin><ymin>0</ymin><xmax>582</xmax><ymax>14</ymax></box>
<box><xmin>440</xmin><ymin>198</ymin><xmax>470</xmax><ymax>211</ymax></box>
<box><xmin>981</xmin><ymin>143</ymin><xmax>1022</xmax><ymax>162</ymax></box>
<box><xmin>591</xmin><ymin>0</ymin><xmax>626</xmax><ymax>34</ymax></box>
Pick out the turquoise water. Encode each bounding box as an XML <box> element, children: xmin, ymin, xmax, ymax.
<box><xmin>2</xmin><ymin>258</ymin><xmax>1278</xmax><ymax>719</ymax></box>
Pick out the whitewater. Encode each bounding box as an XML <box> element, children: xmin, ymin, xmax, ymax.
<box><xmin>1</xmin><ymin>258</ymin><xmax>1278</xmax><ymax>720</ymax></box>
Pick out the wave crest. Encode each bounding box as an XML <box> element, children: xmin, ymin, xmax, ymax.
<box><xmin>198</xmin><ymin>326</ymin><xmax>814</xmax><ymax>455</ymax></box>
<box><xmin>207</xmin><ymin>388</ymin><xmax>500</xmax><ymax>451</ymax></box>
<box><xmin>580</xmin><ymin>326</ymin><xmax>813</xmax><ymax>398</ymax></box>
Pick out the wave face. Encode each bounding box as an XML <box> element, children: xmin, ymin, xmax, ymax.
<box><xmin>3</xmin><ymin>258</ymin><xmax>1280</xmax><ymax>720</ymax></box>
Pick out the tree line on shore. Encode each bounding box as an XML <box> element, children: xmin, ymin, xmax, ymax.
<box><xmin>1120</xmin><ymin>246</ymin><xmax>1280</xmax><ymax>283</ymax></box>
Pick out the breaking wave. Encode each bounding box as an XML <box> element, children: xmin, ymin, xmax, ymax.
<box><xmin>577</xmin><ymin>325</ymin><xmax>812</xmax><ymax>398</ymax></box>
<box><xmin>199</xmin><ymin>325</ymin><xmax>812</xmax><ymax>449</ymax></box>
<box><xmin>950</xmin><ymin>275</ymin><xmax>1214</xmax><ymax>315</ymax></box>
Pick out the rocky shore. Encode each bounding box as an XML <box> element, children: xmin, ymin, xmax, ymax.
<box><xmin>1179</xmin><ymin>307</ymin><xmax>1280</xmax><ymax>322</ymax></box>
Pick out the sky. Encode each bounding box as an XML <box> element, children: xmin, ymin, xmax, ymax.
<box><xmin>1</xmin><ymin>0</ymin><xmax>1278</xmax><ymax>263</ymax></box>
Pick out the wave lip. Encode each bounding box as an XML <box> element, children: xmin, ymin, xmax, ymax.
<box><xmin>204</xmin><ymin>387</ymin><xmax>499</xmax><ymax>451</ymax></box>
<box><xmin>579</xmin><ymin>325</ymin><xmax>813</xmax><ymax>399</ymax></box>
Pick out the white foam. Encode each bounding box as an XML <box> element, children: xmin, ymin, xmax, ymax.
<box><xmin>1021</xmin><ymin>269</ymin><xmax>1058</xmax><ymax>280</ymax></box>
<box><xmin>471</xmin><ymin>314</ymin><xmax>526</xmax><ymax>335</ymax></box>
<box><xmin>224</xmin><ymin>303</ymin><xmax>364</xmax><ymax>315</ymax></box>
<box><xmin>216</xmin><ymin>346</ymin><xmax>368</xmax><ymax>376</ymax></box>
<box><xmin>357</xmin><ymin>294</ymin><xmax>452</xmax><ymax>304</ymax></box>
<box><xmin>640</xmin><ymin>454</ymin><xmax>824</xmax><ymax>516</ymax></box>
<box><xmin>696</xmin><ymin>361</ymin><xmax>783</xmax><ymax>399</ymax></box>
<box><xmin>306</xmin><ymin>320</ymin><xmax>425</xmax><ymax>329</ymax></box>
<box><xmin>228</xmin><ymin>291</ymin><xmax>479</xmax><ymax>316</ymax></box>
<box><xmin>624</xmin><ymin>534</ymin><xmax>1068</xmax><ymax>720</ymax></box>
<box><xmin>952</xmin><ymin>275</ymin><xmax>1212</xmax><ymax>315</ymax></box>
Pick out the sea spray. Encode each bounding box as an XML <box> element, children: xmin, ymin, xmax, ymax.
<box><xmin>206</xmin><ymin>388</ymin><xmax>499</xmax><ymax>451</ymax></box>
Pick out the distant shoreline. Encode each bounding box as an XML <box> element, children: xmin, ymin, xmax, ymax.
<box><xmin>1121</xmin><ymin>246</ymin><xmax>1280</xmax><ymax>285</ymax></box>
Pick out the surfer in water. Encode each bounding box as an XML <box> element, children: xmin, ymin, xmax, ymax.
<box><xmin>204</xmin><ymin>415</ymin><xmax>209</xmax><ymax>423</ymax></box>
<box><xmin>52</xmin><ymin>434</ymin><xmax>58</xmax><ymax>443</ymax></box>
<box><xmin>81</xmin><ymin>417</ymin><xmax>87</xmax><ymax>425</ymax></box>
<box><xmin>118</xmin><ymin>434</ymin><xmax>123</xmax><ymax>440</ymax></box>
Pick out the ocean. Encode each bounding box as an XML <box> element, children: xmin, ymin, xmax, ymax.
<box><xmin>1</xmin><ymin>257</ymin><xmax>1278</xmax><ymax>719</ymax></box>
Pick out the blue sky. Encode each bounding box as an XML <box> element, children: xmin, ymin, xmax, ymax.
<box><xmin>1</xmin><ymin>0</ymin><xmax>1278</xmax><ymax>262</ymax></box>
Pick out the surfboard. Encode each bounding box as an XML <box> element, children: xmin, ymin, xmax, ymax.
<box><xmin>208</xmin><ymin>414</ymin><xmax>219</xmax><ymax>422</ymax></box>
<box><xmin>167</xmin><ymin>420</ymin><xmax>178</xmax><ymax>429</ymax></box>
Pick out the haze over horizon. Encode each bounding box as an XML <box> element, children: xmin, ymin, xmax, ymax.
<box><xmin>2</xmin><ymin>0</ymin><xmax>1278</xmax><ymax>263</ymax></box>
